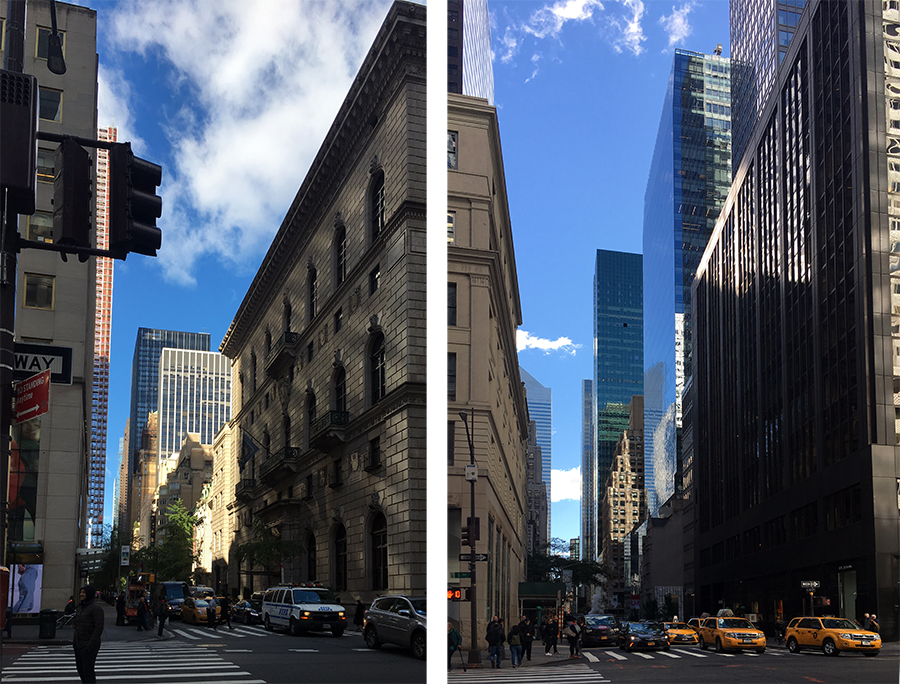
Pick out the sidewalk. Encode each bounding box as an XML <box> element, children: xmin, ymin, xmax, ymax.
<box><xmin>1</xmin><ymin>618</ymin><xmax>174</xmax><ymax>646</ymax></box>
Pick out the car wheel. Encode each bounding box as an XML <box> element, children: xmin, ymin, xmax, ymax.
<box><xmin>699</xmin><ymin>638</ymin><xmax>708</xmax><ymax>651</ymax></box>
<box><xmin>411</xmin><ymin>631</ymin><xmax>426</xmax><ymax>660</ymax></box>
<box><xmin>364</xmin><ymin>626</ymin><xmax>381</xmax><ymax>649</ymax></box>
<box><xmin>822</xmin><ymin>638</ymin><xmax>839</xmax><ymax>656</ymax></box>
<box><xmin>264</xmin><ymin>615</ymin><xmax>273</xmax><ymax>632</ymax></box>
<box><xmin>715</xmin><ymin>638</ymin><xmax>725</xmax><ymax>653</ymax></box>
<box><xmin>332</xmin><ymin>627</ymin><xmax>345</xmax><ymax>638</ymax></box>
<box><xmin>290</xmin><ymin>617</ymin><xmax>299</xmax><ymax>636</ymax></box>
<box><xmin>787</xmin><ymin>637</ymin><xmax>800</xmax><ymax>653</ymax></box>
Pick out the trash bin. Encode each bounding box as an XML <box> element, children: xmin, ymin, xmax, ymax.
<box><xmin>39</xmin><ymin>608</ymin><xmax>58</xmax><ymax>639</ymax></box>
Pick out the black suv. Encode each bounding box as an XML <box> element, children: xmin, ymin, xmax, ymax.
<box><xmin>579</xmin><ymin>614</ymin><xmax>619</xmax><ymax>647</ymax></box>
<box><xmin>363</xmin><ymin>595</ymin><xmax>427</xmax><ymax>660</ymax></box>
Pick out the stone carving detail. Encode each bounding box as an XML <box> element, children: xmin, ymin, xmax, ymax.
<box><xmin>370</xmin><ymin>492</ymin><xmax>380</xmax><ymax>507</ymax></box>
<box><xmin>369</xmin><ymin>155</ymin><xmax>381</xmax><ymax>174</ymax></box>
<box><xmin>333</xmin><ymin>212</ymin><xmax>343</xmax><ymax>228</ymax></box>
<box><xmin>276</xmin><ymin>376</ymin><xmax>291</xmax><ymax>411</ymax></box>
<box><xmin>351</xmin><ymin>286</ymin><xmax>361</xmax><ymax>312</ymax></box>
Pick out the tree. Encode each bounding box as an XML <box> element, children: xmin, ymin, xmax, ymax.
<box><xmin>91</xmin><ymin>522</ymin><xmax>129</xmax><ymax>594</ymax></box>
<box><xmin>236</xmin><ymin>519</ymin><xmax>305</xmax><ymax>578</ymax></box>
<box><xmin>154</xmin><ymin>499</ymin><xmax>202</xmax><ymax>582</ymax></box>
<box><xmin>527</xmin><ymin>537</ymin><xmax>609</xmax><ymax>587</ymax></box>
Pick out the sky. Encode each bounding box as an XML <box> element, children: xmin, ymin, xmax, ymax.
<box><xmin>492</xmin><ymin>0</ymin><xmax>731</xmax><ymax>545</ymax></box>
<box><xmin>94</xmin><ymin>0</ymin><xmax>395</xmax><ymax>530</ymax></box>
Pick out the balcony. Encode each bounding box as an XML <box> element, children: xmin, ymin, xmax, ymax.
<box><xmin>265</xmin><ymin>331</ymin><xmax>300</xmax><ymax>378</ymax></box>
<box><xmin>258</xmin><ymin>446</ymin><xmax>301</xmax><ymax>485</ymax></box>
<box><xmin>310</xmin><ymin>410</ymin><xmax>350</xmax><ymax>451</ymax></box>
<box><xmin>235</xmin><ymin>478</ymin><xmax>257</xmax><ymax>503</ymax></box>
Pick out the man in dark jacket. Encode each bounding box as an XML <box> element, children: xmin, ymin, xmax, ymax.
<box><xmin>485</xmin><ymin>616</ymin><xmax>505</xmax><ymax>669</ymax></box>
<box><xmin>518</xmin><ymin>615</ymin><xmax>534</xmax><ymax>661</ymax></box>
<box><xmin>115</xmin><ymin>592</ymin><xmax>126</xmax><ymax>626</ymax></box>
<box><xmin>73</xmin><ymin>585</ymin><xmax>104</xmax><ymax>684</ymax></box>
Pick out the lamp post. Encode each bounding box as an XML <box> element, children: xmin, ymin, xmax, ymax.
<box><xmin>459</xmin><ymin>410</ymin><xmax>480</xmax><ymax>665</ymax></box>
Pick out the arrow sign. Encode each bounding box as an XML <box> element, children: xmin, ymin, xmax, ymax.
<box><xmin>800</xmin><ymin>580</ymin><xmax>820</xmax><ymax>589</ymax></box>
<box><xmin>13</xmin><ymin>369</ymin><xmax>51</xmax><ymax>425</ymax></box>
<box><xmin>459</xmin><ymin>553</ymin><xmax>489</xmax><ymax>562</ymax></box>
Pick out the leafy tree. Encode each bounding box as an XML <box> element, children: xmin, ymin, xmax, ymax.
<box><xmin>91</xmin><ymin>522</ymin><xmax>130</xmax><ymax>594</ymax></box>
<box><xmin>154</xmin><ymin>499</ymin><xmax>202</xmax><ymax>582</ymax></box>
<box><xmin>526</xmin><ymin>537</ymin><xmax>609</xmax><ymax>587</ymax></box>
<box><xmin>236</xmin><ymin>519</ymin><xmax>305</xmax><ymax>576</ymax></box>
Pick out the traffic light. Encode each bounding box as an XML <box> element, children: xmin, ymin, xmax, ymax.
<box><xmin>109</xmin><ymin>142</ymin><xmax>162</xmax><ymax>259</ymax></box>
<box><xmin>448</xmin><ymin>588</ymin><xmax>462</xmax><ymax>601</ymax></box>
<box><xmin>467</xmin><ymin>516</ymin><xmax>480</xmax><ymax>543</ymax></box>
<box><xmin>465</xmin><ymin>588</ymin><xmax>473</xmax><ymax>601</ymax></box>
<box><xmin>0</xmin><ymin>70</ymin><xmax>37</xmax><ymax>215</ymax></box>
<box><xmin>461</xmin><ymin>525</ymin><xmax>470</xmax><ymax>547</ymax></box>
<box><xmin>53</xmin><ymin>138</ymin><xmax>92</xmax><ymax>256</ymax></box>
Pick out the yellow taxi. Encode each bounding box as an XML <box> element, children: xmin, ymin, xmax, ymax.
<box><xmin>180</xmin><ymin>597</ymin><xmax>222</xmax><ymax>625</ymax></box>
<box><xmin>785</xmin><ymin>617</ymin><xmax>881</xmax><ymax>656</ymax></box>
<box><xmin>663</xmin><ymin>622</ymin><xmax>699</xmax><ymax>646</ymax></box>
<box><xmin>698</xmin><ymin>616</ymin><xmax>766</xmax><ymax>653</ymax></box>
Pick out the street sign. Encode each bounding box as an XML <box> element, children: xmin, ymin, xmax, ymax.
<box><xmin>121</xmin><ymin>546</ymin><xmax>130</xmax><ymax>566</ymax></box>
<box><xmin>450</xmin><ymin>572</ymin><xmax>471</xmax><ymax>578</ymax></box>
<box><xmin>458</xmin><ymin>553</ymin><xmax>489</xmax><ymax>562</ymax></box>
<box><xmin>800</xmin><ymin>580</ymin><xmax>820</xmax><ymax>590</ymax></box>
<box><xmin>13</xmin><ymin>343</ymin><xmax>73</xmax><ymax>384</ymax></box>
<box><xmin>13</xmin><ymin>369</ymin><xmax>50</xmax><ymax>425</ymax></box>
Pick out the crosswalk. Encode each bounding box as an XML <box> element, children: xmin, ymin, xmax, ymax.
<box><xmin>586</xmin><ymin>647</ymin><xmax>785</xmax><ymax>661</ymax></box>
<box><xmin>169</xmin><ymin>624</ymin><xmax>283</xmax><ymax>641</ymax></box>
<box><xmin>2</xmin><ymin>641</ymin><xmax>266</xmax><ymax>684</ymax></box>
<box><xmin>448</xmin><ymin>663</ymin><xmax>608</xmax><ymax>683</ymax></box>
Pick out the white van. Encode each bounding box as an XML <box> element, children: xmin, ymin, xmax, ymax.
<box><xmin>261</xmin><ymin>583</ymin><xmax>347</xmax><ymax>636</ymax></box>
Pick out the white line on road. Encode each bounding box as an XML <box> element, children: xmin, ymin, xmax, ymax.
<box><xmin>288</xmin><ymin>649</ymin><xmax>319</xmax><ymax>653</ymax></box>
<box><xmin>172</xmin><ymin>629</ymin><xmax>200</xmax><ymax>640</ymax></box>
<box><xmin>657</xmin><ymin>651</ymin><xmax>681</xmax><ymax>658</ymax></box>
<box><xmin>603</xmin><ymin>650</ymin><xmax>627</xmax><ymax>660</ymax></box>
<box><xmin>583</xmin><ymin>651</ymin><xmax>600</xmax><ymax>662</ymax></box>
<box><xmin>1</xmin><ymin>673</ymin><xmax>256</xmax><ymax>683</ymax></box>
<box><xmin>633</xmin><ymin>652</ymin><xmax>655</xmax><ymax>659</ymax></box>
<box><xmin>673</xmin><ymin>648</ymin><xmax>708</xmax><ymax>658</ymax></box>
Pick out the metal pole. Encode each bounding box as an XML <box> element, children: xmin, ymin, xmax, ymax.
<box><xmin>462</xmin><ymin>411</ymin><xmax>480</xmax><ymax>665</ymax></box>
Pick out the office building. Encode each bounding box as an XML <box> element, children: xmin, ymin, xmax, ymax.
<box><xmin>730</xmin><ymin>0</ymin><xmax>806</xmax><ymax>171</ymax></box>
<box><xmin>4</xmin><ymin>0</ymin><xmax>98</xmax><ymax>613</ymax></box>
<box><xmin>520</xmin><ymin>366</ymin><xmax>552</xmax><ymax>540</ymax></box>
<box><xmin>221</xmin><ymin>1</ymin><xmax>426</xmax><ymax>603</ymax></box>
<box><xmin>447</xmin><ymin>0</ymin><xmax>494</xmax><ymax>104</ymax></box>
<box><xmin>524</xmin><ymin>420</ymin><xmax>548</xmax><ymax>556</ymax></box>
<box><xmin>643</xmin><ymin>49</ymin><xmax>731</xmax><ymax>517</ymax></box>
<box><xmin>448</xmin><ymin>92</ymin><xmax>529</xmax><ymax>642</ymax></box>
<box><xmin>692</xmin><ymin>0</ymin><xmax>899</xmax><ymax>640</ymax></box>
<box><xmin>580</xmin><ymin>379</ymin><xmax>596</xmax><ymax>560</ymax></box>
<box><xmin>592</xmin><ymin>249</ymin><xmax>642</xmax><ymax>555</ymax></box>
<box><xmin>156</xmin><ymin>348</ymin><xmax>231</xmax><ymax>467</ymax></box>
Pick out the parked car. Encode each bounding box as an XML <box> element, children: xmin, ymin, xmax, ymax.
<box><xmin>181</xmin><ymin>597</ymin><xmax>221</xmax><ymax>625</ymax></box>
<box><xmin>617</xmin><ymin>621</ymin><xmax>670</xmax><ymax>652</ymax></box>
<box><xmin>698</xmin><ymin>616</ymin><xmax>766</xmax><ymax>653</ymax></box>
<box><xmin>579</xmin><ymin>614</ymin><xmax>619</xmax><ymax>647</ymax></box>
<box><xmin>785</xmin><ymin>616</ymin><xmax>881</xmax><ymax>657</ymax></box>
<box><xmin>190</xmin><ymin>586</ymin><xmax>215</xmax><ymax>599</ymax></box>
<box><xmin>363</xmin><ymin>595</ymin><xmax>427</xmax><ymax>660</ymax></box>
<box><xmin>233</xmin><ymin>594</ymin><xmax>263</xmax><ymax>625</ymax></box>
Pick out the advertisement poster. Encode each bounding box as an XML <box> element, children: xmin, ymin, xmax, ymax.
<box><xmin>8</xmin><ymin>563</ymin><xmax>43</xmax><ymax>615</ymax></box>
<box><xmin>8</xmin><ymin>417</ymin><xmax>41</xmax><ymax>542</ymax></box>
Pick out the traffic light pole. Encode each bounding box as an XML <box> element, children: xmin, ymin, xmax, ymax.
<box><xmin>460</xmin><ymin>410</ymin><xmax>481</xmax><ymax>665</ymax></box>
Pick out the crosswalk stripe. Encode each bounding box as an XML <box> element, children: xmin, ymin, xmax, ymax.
<box><xmin>633</xmin><ymin>652</ymin><xmax>655</xmax><ymax>659</ymax></box>
<box><xmin>448</xmin><ymin>663</ymin><xmax>606</xmax><ymax>683</ymax></box>
<box><xmin>583</xmin><ymin>651</ymin><xmax>599</xmax><ymax>662</ymax></box>
<box><xmin>657</xmin><ymin>650</ymin><xmax>681</xmax><ymax>658</ymax></box>
<box><xmin>172</xmin><ymin>629</ymin><xmax>201</xmax><ymax>640</ymax></box>
<box><xmin>602</xmin><ymin>650</ymin><xmax>627</xmax><ymax>660</ymax></box>
<box><xmin>673</xmin><ymin>648</ymin><xmax>708</xmax><ymax>658</ymax></box>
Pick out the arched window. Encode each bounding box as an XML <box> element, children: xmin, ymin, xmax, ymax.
<box><xmin>307</xmin><ymin>267</ymin><xmax>318</xmax><ymax>321</ymax></box>
<box><xmin>370</xmin><ymin>169</ymin><xmax>385</xmax><ymax>243</ymax></box>
<box><xmin>306</xmin><ymin>531</ymin><xmax>316</xmax><ymax>582</ymax></box>
<box><xmin>333</xmin><ymin>524</ymin><xmax>348</xmax><ymax>591</ymax></box>
<box><xmin>370</xmin><ymin>512</ymin><xmax>388</xmax><ymax>591</ymax></box>
<box><xmin>369</xmin><ymin>333</ymin><xmax>386</xmax><ymax>404</ymax></box>
<box><xmin>334</xmin><ymin>225</ymin><xmax>347</xmax><ymax>286</ymax></box>
<box><xmin>334</xmin><ymin>367</ymin><xmax>347</xmax><ymax>413</ymax></box>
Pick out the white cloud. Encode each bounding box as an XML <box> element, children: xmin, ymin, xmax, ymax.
<box><xmin>659</xmin><ymin>2</ymin><xmax>695</xmax><ymax>49</ymax></box>
<box><xmin>524</xmin><ymin>0</ymin><xmax>606</xmax><ymax>40</ymax></box>
<box><xmin>103</xmin><ymin>0</ymin><xmax>391</xmax><ymax>284</ymax></box>
<box><xmin>552</xmin><ymin>467</ymin><xmax>581</xmax><ymax>502</ymax></box>
<box><xmin>609</xmin><ymin>0</ymin><xmax>647</xmax><ymax>56</ymax></box>
<box><xmin>517</xmin><ymin>329</ymin><xmax>582</xmax><ymax>355</ymax></box>
<box><xmin>97</xmin><ymin>65</ymin><xmax>145</xmax><ymax>154</ymax></box>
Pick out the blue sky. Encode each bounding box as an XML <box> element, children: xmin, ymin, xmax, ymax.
<box><xmin>492</xmin><ymin>0</ymin><xmax>731</xmax><ymax>546</ymax></box>
<box><xmin>95</xmin><ymin>0</ymin><xmax>395</xmax><ymax>530</ymax></box>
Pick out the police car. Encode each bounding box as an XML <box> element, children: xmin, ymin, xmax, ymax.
<box><xmin>261</xmin><ymin>583</ymin><xmax>347</xmax><ymax>637</ymax></box>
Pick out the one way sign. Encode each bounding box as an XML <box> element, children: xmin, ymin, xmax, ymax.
<box><xmin>13</xmin><ymin>342</ymin><xmax>73</xmax><ymax>385</ymax></box>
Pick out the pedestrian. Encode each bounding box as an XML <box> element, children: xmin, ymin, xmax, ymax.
<box><xmin>64</xmin><ymin>596</ymin><xmax>76</xmax><ymax>615</ymax></box>
<box><xmin>207</xmin><ymin>595</ymin><xmax>218</xmax><ymax>630</ymax></box>
<box><xmin>518</xmin><ymin>615</ymin><xmax>534</xmax><ymax>661</ymax></box>
<box><xmin>156</xmin><ymin>596</ymin><xmax>168</xmax><ymax>637</ymax></box>
<box><xmin>498</xmin><ymin>617</ymin><xmax>507</xmax><ymax>661</ymax></box>
<box><xmin>115</xmin><ymin>592</ymin><xmax>126</xmax><ymax>626</ymax></box>
<box><xmin>543</xmin><ymin>616</ymin><xmax>559</xmax><ymax>655</ymax></box>
<box><xmin>73</xmin><ymin>584</ymin><xmax>104</xmax><ymax>684</ymax></box>
<box><xmin>869</xmin><ymin>614</ymin><xmax>880</xmax><ymax>633</ymax></box>
<box><xmin>354</xmin><ymin>600</ymin><xmax>366</xmax><ymax>631</ymax></box>
<box><xmin>485</xmin><ymin>615</ymin><xmax>505</xmax><ymax>669</ymax></box>
<box><xmin>136</xmin><ymin>592</ymin><xmax>148</xmax><ymax>631</ymax></box>
<box><xmin>221</xmin><ymin>595</ymin><xmax>233</xmax><ymax>630</ymax></box>
<box><xmin>448</xmin><ymin>622</ymin><xmax>462</xmax><ymax>671</ymax></box>
<box><xmin>863</xmin><ymin>612</ymin><xmax>870</xmax><ymax>630</ymax></box>
<box><xmin>563</xmin><ymin>616</ymin><xmax>581</xmax><ymax>658</ymax></box>
<box><xmin>508</xmin><ymin>624</ymin><xmax>523</xmax><ymax>667</ymax></box>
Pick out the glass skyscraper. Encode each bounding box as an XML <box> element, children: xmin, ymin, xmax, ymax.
<box><xmin>593</xmin><ymin>250</ymin><xmax>643</xmax><ymax>555</ymax></box>
<box><xmin>448</xmin><ymin>0</ymin><xmax>494</xmax><ymax>104</ymax></box>
<box><xmin>520</xmin><ymin>366</ymin><xmax>552</xmax><ymax>542</ymax></box>
<box><xmin>730</xmin><ymin>0</ymin><xmax>806</xmax><ymax>172</ymax></box>
<box><xmin>580</xmin><ymin>379</ymin><xmax>595</xmax><ymax>560</ymax></box>
<box><xmin>643</xmin><ymin>49</ymin><xmax>732</xmax><ymax>516</ymax></box>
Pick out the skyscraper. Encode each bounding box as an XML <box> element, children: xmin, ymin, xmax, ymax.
<box><xmin>730</xmin><ymin>0</ymin><xmax>806</xmax><ymax>171</ymax></box>
<box><xmin>580</xmin><ymin>379</ymin><xmax>595</xmax><ymax>560</ymax></box>
<box><xmin>447</xmin><ymin>0</ymin><xmax>494</xmax><ymax>104</ymax></box>
<box><xmin>592</xmin><ymin>250</ymin><xmax>643</xmax><ymax>555</ymax></box>
<box><xmin>643</xmin><ymin>49</ymin><xmax>731</xmax><ymax>516</ymax></box>
<box><xmin>126</xmin><ymin>329</ymin><xmax>209</xmax><ymax>527</ymax></box>
<box><xmin>156</xmin><ymin>348</ymin><xmax>231</xmax><ymax>467</ymax></box>
<box><xmin>692</xmin><ymin>0</ymin><xmax>899</xmax><ymax>639</ymax></box>
<box><xmin>520</xmin><ymin>366</ymin><xmax>552</xmax><ymax>541</ymax></box>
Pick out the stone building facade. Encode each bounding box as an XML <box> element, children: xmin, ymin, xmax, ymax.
<box><xmin>219</xmin><ymin>1</ymin><xmax>426</xmax><ymax>604</ymax></box>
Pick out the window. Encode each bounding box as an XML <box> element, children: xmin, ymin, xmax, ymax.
<box><xmin>334</xmin><ymin>224</ymin><xmax>346</xmax><ymax>285</ymax></box>
<box><xmin>333</xmin><ymin>524</ymin><xmax>348</xmax><ymax>592</ymax></box>
<box><xmin>370</xmin><ymin>170</ymin><xmax>385</xmax><ymax>242</ymax></box>
<box><xmin>306</xmin><ymin>393</ymin><xmax>317</xmax><ymax>443</ymax></box>
<box><xmin>307</xmin><ymin>341</ymin><xmax>314</xmax><ymax>363</ymax></box>
<box><xmin>369</xmin><ymin>265</ymin><xmax>380</xmax><ymax>295</ymax></box>
<box><xmin>334</xmin><ymin>308</ymin><xmax>343</xmax><ymax>334</ymax></box>
<box><xmin>38</xmin><ymin>87</ymin><xmax>62</xmax><ymax>122</ymax></box>
<box><xmin>368</xmin><ymin>436</ymin><xmax>382</xmax><ymax>470</ymax></box>
<box><xmin>36</xmin><ymin>148</ymin><xmax>54</xmax><ymax>183</ymax></box>
<box><xmin>23</xmin><ymin>273</ymin><xmax>54</xmax><ymax>309</ymax></box>
<box><xmin>27</xmin><ymin>212</ymin><xmax>53</xmax><ymax>243</ymax></box>
<box><xmin>36</xmin><ymin>27</ymin><xmax>64</xmax><ymax>60</ymax></box>
<box><xmin>334</xmin><ymin>367</ymin><xmax>347</xmax><ymax>413</ymax></box>
<box><xmin>448</xmin><ymin>282</ymin><xmax>457</xmax><ymax>325</ymax></box>
<box><xmin>371</xmin><ymin>513</ymin><xmax>388</xmax><ymax>591</ymax></box>
<box><xmin>447</xmin><ymin>211</ymin><xmax>456</xmax><ymax>244</ymax></box>
<box><xmin>369</xmin><ymin>333</ymin><xmax>386</xmax><ymax>403</ymax></box>
<box><xmin>307</xmin><ymin>267</ymin><xmax>318</xmax><ymax>320</ymax></box>
<box><xmin>448</xmin><ymin>131</ymin><xmax>458</xmax><ymax>169</ymax></box>
<box><xmin>448</xmin><ymin>352</ymin><xmax>457</xmax><ymax>401</ymax></box>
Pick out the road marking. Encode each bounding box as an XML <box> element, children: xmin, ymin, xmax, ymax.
<box><xmin>288</xmin><ymin>649</ymin><xmax>319</xmax><ymax>653</ymax></box>
<box><xmin>714</xmin><ymin>652</ymin><xmax>736</xmax><ymax>657</ymax></box>
<box><xmin>603</xmin><ymin>650</ymin><xmax>627</xmax><ymax>660</ymax></box>
<box><xmin>583</xmin><ymin>651</ymin><xmax>600</xmax><ymax>662</ymax></box>
<box><xmin>633</xmin><ymin>652</ymin><xmax>655</xmax><ymax>659</ymax></box>
<box><xmin>224</xmin><ymin>649</ymin><xmax>253</xmax><ymax>653</ymax></box>
<box><xmin>673</xmin><ymin>648</ymin><xmax>708</xmax><ymax>658</ymax></box>
<box><xmin>658</xmin><ymin>651</ymin><xmax>681</xmax><ymax>658</ymax></box>
<box><xmin>172</xmin><ymin>629</ymin><xmax>200</xmax><ymax>640</ymax></box>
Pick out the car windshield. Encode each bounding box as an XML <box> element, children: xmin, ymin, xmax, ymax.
<box><xmin>194</xmin><ymin>599</ymin><xmax>209</xmax><ymax>608</ymax></box>
<box><xmin>249</xmin><ymin>599</ymin><xmax>262</xmax><ymax>610</ymax></box>
<box><xmin>292</xmin><ymin>589</ymin><xmax>339</xmax><ymax>604</ymax></box>
<box><xmin>584</xmin><ymin>615</ymin><xmax>615</xmax><ymax>627</ymax></box>
<box><xmin>632</xmin><ymin>622</ymin><xmax>663</xmax><ymax>632</ymax></box>
<box><xmin>409</xmin><ymin>598</ymin><xmax>426</xmax><ymax>615</ymax></box>
<box><xmin>821</xmin><ymin>618</ymin><xmax>861</xmax><ymax>630</ymax></box>
<box><xmin>719</xmin><ymin>618</ymin><xmax>754</xmax><ymax>629</ymax></box>
<box><xmin>665</xmin><ymin>623</ymin><xmax>691</xmax><ymax>630</ymax></box>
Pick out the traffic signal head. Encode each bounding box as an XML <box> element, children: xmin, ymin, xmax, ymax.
<box><xmin>461</xmin><ymin>525</ymin><xmax>470</xmax><ymax>547</ymax></box>
<box><xmin>0</xmin><ymin>70</ymin><xmax>38</xmax><ymax>215</ymax></box>
<box><xmin>448</xmin><ymin>588</ymin><xmax>462</xmax><ymax>601</ymax></box>
<box><xmin>109</xmin><ymin>142</ymin><xmax>162</xmax><ymax>259</ymax></box>
<box><xmin>53</xmin><ymin>138</ymin><xmax>92</xmax><ymax>258</ymax></box>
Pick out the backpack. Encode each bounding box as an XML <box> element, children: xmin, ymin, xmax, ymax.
<box><xmin>449</xmin><ymin>629</ymin><xmax>462</xmax><ymax>649</ymax></box>
<box><xmin>508</xmin><ymin>633</ymin><xmax>521</xmax><ymax>646</ymax></box>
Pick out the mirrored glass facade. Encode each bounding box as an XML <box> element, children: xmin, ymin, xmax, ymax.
<box><xmin>520</xmin><ymin>366</ymin><xmax>552</xmax><ymax>541</ymax></box>
<box><xmin>643</xmin><ymin>50</ymin><xmax>731</xmax><ymax>516</ymax></box>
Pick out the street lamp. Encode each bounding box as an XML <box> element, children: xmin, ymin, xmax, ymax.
<box><xmin>458</xmin><ymin>410</ymin><xmax>481</xmax><ymax>665</ymax></box>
